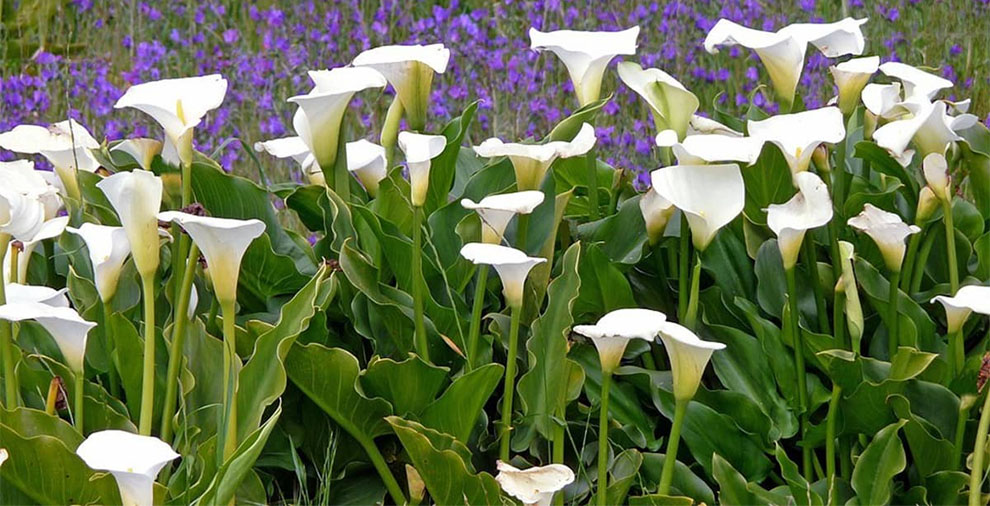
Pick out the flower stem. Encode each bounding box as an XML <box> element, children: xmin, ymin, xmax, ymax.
<box><xmin>553</xmin><ymin>403</ymin><xmax>566</xmax><ymax>506</ymax></box>
<box><xmin>659</xmin><ymin>397</ymin><xmax>689</xmax><ymax>495</ymax></box>
<box><xmin>887</xmin><ymin>270</ymin><xmax>902</xmax><ymax>360</ymax></box>
<box><xmin>833</xmin><ymin>290</ymin><xmax>847</xmax><ymax>351</ymax></box>
<box><xmin>357</xmin><ymin>433</ymin><xmax>407</xmax><ymax>505</ymax></box>
<box><xmin>7</xmin><ymin>245</ymin><xmax>18</xmax><ymax>284</ymax></box>
<box><xmin>911</xmin><ymin>228</ymin><xmax>937</xmax><ymax>293</ymax></box>
<box><xmin>684</xmin><ymin>251</ymin><xmax>702</xmax><ymax>331</ymax></box>
<box><xmin>411</xmin><ymin>206</ymin><xmax>429</xmax><ymax>362</ymax></box>
<box><xmin>0</xmin><ymin>233</ymin><xmax>18</xmax><ymax>408</ymax></box>
<box><xmin>943</xmin><ymin>199</ymin><xmax>960</xmax><ymax>294</ymax></box>
<box><xmin>786</xmin><ymin>267</ymin><xmax>811</xmax><ymax>479</ymax></box>
<box><xmin>516</xmin><ymin>213</ymin><xmax>530</xmax><ymax>254</ymax></box>
<box><xmin>825</xmin><ymin>384</ymin><xmax>842</xmax><ymax>485</ymax></box>
<box><xmin>597</xmin><ymin>371</ymin><xmax>612</xmax><ymax>506</ymax></box>
<box><xmin>102</xmin><ymin>298</ymin><xmax>120</xmax><ymax>398</ymax></box>
<box><xmin>677</xmin><ymin>213</ymin><xmax>690</xmax><ymax>322</ymax></box>
<box><xmin>954</xmin><ymin>401</ymin><xmax>971</xmax><ymax>471</ymax></box>
<box><xmin>138</xmin><ymin>272</ymin><xmax>156</xmax><ymax>436</ymax></box>
<box><xmin>803</xmin><ymin>239</ymin><xmax>831</xmax><ymax>335</ymax></box>
<box><xmin>499</xmin><ymin>304</ymin><xmax>522</xmax><ymax>461</ymax></box>
<box><xmin>161</xmin><ymin>243</ymin><xmax>200</xmax><ymax>444</ymax></box>
<box><xmin>586</xmin><ymin>149</ymin><xmax>600</xmax><ymax>220</ymax></box>
<box><xmin>969</xmin><ymin>390</ymin><xmax>990</xmax><ymax>506</ymax></box>
<box><xmin>74</xmin><ymin>370</ymin><xmax>85</xmax><ymax>432</ymax></box>
<box><xmin>952</xmin><ymin>329</ymin><xmax>965</xmax><ymax>379</ymax></box>
<box><xmin>466</xmin><ymin>266</ymin><xmax>489</xmax><ymax>371</ymax></box>
<box><xmin>380</xmin><ymin>96</ymin><xmax>403</xmax><ymax>170</ymax></box>
<box><xmin>333</xmin><ymin>119</ymin><xmax>351</xmax><ymax>204</ymax></box>
<box><xmin>900</xmin><ymin>231</ymin><xmax>923</xmax><ymax>291</ymax></box>
<box><xmin>219</xmin><ymin>299</ymin><xmax>238</xmax><ymax>462</ymax></box>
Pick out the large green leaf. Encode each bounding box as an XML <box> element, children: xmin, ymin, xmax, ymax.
<box><xmin>547</xmin><ymin>96</ymin><xmax>610</xmax><ymax>142</ymax></box>
<box><xmin>640</xmin><ymin>453</ymin><xmax>716</xmax><ymax>505</ymax></box>
<box><xmin>851</xmin><ymin>420</ymin><xmax>908</xmax><ymax>506</ymax></box>
<box><xmin>774</xmin><ymin>444</ymin><xmax>822</xmax><ymax>506</ymax></box>
<box><xmin>958</xmin><ymin>124</ymin><xmax>990</xmax><ymax>219</ymax></box>
<box><xmin>194</xmin><ymin>405</ymin><xmax>282</xmax><ymax>506</ymax></box>
<box><xmin>607</xmin><ymin>449</ymin><xmax>644</xmax><ymax>505</ymax></box>
<box><xmin>576</xmin><ymin>196</ymin><xmax>647</xmax><ymax>264</ymax></box>
<box><xmin>423</xmin><ymin>101</ymin><xmax>480</xmax><ymax>214</ymax></box>
<box><xmin>420</xmin><ymin>363</ymin><xmax>504</xmax><ymax>442</ymax></box>
<box><xmin>743</xmin><ymin>144</ymin><xmax>795</xmax><ymax>225</ymax></box>
<box><xmin>361</xmin><ymin>354</ymin><xmax>449</xmax><ymax>418</ymax></box>
<box><xmin>712</xmin><ymin>453</ymin><xmax>786</xmax><ymax>506</ymax></box>
<box><xmin>575</xmin><ymin>242</ymin><xmax>636</xmax><ymax>319</ymax></box>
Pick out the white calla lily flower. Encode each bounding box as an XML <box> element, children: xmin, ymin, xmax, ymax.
<box><xmin>767</xmin><ymin>172</ymin><xmax>834</xmax><ymax>269</ymax></box>
<box><xmin>67</xmin><ymin>223</ymin><xmax>131</xmax><ymax>303</ymax></box>
<box><xmin>650</xmin><ymin>164</ymin><xmax>745</xmax><ymax>251</ymax></box>
<box><xmin>0</xmin><ymin>189</ymin><xmax>45</xmax><ymax>244</ymax></box>
<box><xmin>4</xmin><ymin>283</ymin><xmax>69</xmax><ymax>307</ymax></box>
<box><xmin>922</xmin><ymin>152</ymin><xmax>952</xmax><ymax>202</ymax></box>
<box><xmin>111</xmin><ymin>139</ymin><xmax>164</xmax><ymax>172</ymax></box>
<box><xmin>157</xmin><ymin>212</ymin><xmax>265</xmax><ymax>305</ymax></box>
<box><xmin>397</xmin><ymin>131</ymin><xmax>446</xmax><ymax>207</ymax></box>
<box><xmin>114</xmin><ymin>74</ymin><xmax>228</xmax><ymax>168</ymax></box>
<box><xmin>0</xmin><ymin>302</ymin><xmax>95</xmax><ymax>373</ymax></box>
<box><xmin>0</xmin><ymin>119</ymin><xmax>100</xmax><ymax>199</ymax></box>
<box><xmin>861</xmin><ymin>82</ymin><xmax>910</xmax><ymax>120</ymax></box>
<box><xmin>640</xmin><ymin>188</ymin><xmax>676</xmax><ymax>245</ymax></box>
<box><xmin>76</xmin><ymin>430</ymin><xmax>179</xmax><ymax>506</ymax></box>
<box><xmin>658</xmin><ymin>321</ymin><xmax>726</xmax><ymax>401</ymax></box>
<box><xmin>345</xmin><ymin>139</ymin><xmax>388</xmax><ymax>197</ymax></box>
<box><xmin>495</xmin><ymin>460</ymin><xmax>575</xmax><ymax>506</ymax></box>
<box><xmin>474</xmin><ymin>123</ymin><xmax>596</xmax><ymax>191</ymax></box>
<box><xmin>530</xmin><ymin>26</ymin><xmax>640</xmax><ymax>107</ymax></box>
<box><xmin>848</xmin><ymin>204</ymin><xmax>921</xmax><ymax>272</ymax></box>
<box><xmin>459</xmin><ymin>243</ymin><xmax>546</xmax><ymax>308</ymax></box>
<box><xmin>288</xmin><ymin>68</ymin><xmax>387</xmax><ymax>172</ymax></box>
<box><xmin>830</xmin><ymin>56</ymin><xmax>879</xmax><ymax>115</ymax></box>
<box><xmin>617</xmin><ymin>62</ymin><xmax>697</xmax><ymax>139</ymax></box>
<box><xmin>254</xmin><ymin>136</ymin><xmax>316</xmax><ymax>176</ymax></box>
<box><xmin>748</xmin><ymin>107</ymin><xmax>845</xmax><ymax>175</ymax></box>
<box><xmin>96</xmin><ymin>170</ymin><xmax>163</xmax><ymax>278</ymax></box>
<box><xmin>835</xmin><ymin>241</ymin><xmax>865</xmax><ymax>350</ymax></box>
<box><xmin>573</xmin><ymin>308</ymin><xmax>667</xmax><ymax>373</ymax></box>
<box><xmin>688</xmin><ymin>115</ymin><xmax>743</xmax><ymax>137</ymax></box>
<box><xmin>873</xmin><ymin>98</ymin><xmax>963</xmax><ymax>162</ymax></box>
<box><xmin>352</xmin><ymin>44</ymin><xmax>450</xmax><ymax>131</ymax></box>
<box><xmin>461</xmin><ymin>191</ymin><xmax>545</xmax><ymax>244</ymax></box>
<box><xmin>879</xmin><ymin>61</ymin><xmax>953</xmax><ymax>100</ymax></box>
<box><xmin>932</xmin><ymin>285</ymin><xmax>990</xmax><ymax>334</ymax></box>
<box><xmin>5</xmin><ymin>215</ymin><xmax>69</xmax><ymax>282</ymax></box>
<box><xmin>662</xmin><ymin>134</ymin><xmax>765</xmax><ymax>165</ymax></box>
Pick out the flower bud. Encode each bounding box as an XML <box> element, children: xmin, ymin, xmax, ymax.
<box><xmin>915</xmin><ymin>186</ymin><xmax>939</xmax><ymax>223</ymax></box>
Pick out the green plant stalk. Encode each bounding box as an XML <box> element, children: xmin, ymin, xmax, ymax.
<box><xmin>102</xmin><ymin>298</ymin><xmax>120</xmax><ymax>397</ymax></box>
<box><xmin>74</xmin><ymin>370</ymin><xmax>85</xmax><ymax>432</ymax></box>
<box><xmin>833</xmin><ymin>290</ymin><xmax>847</xmax><ymax>351</ymax></box>
<box><xmin>803</xmin><ymin>239</ymin><xmax>831</xmax><ymax>334</ymax></box>
<box><xmin>659</xmin><ymin>397</ymin><xmax>689</xmax><ymax>495</ymax></box>
<box><xmin>597</xmin><ymin>370</ymin><xmax>612</xmax><ymax>506</ymax></box>
<box><xmin>786</xmin><ymin>267</ymin><xmax>811</xmax><ymax>480</ymax></box>
<box><xmin>499</xmin><ymin>305</ymin><xmax>522</xmax><ymax>461</ymax></box>
<box><xmin>411</xmin><ymin>206</ymin><xmax>429</xmax><ymax>362</ymax></box>
<box><xmin>586</xmin><ymin>149</ymin><xmax>600</xmax><ymax>220</ymax></box>
<box><xmin>952</xmin><ymin>329</ymin><xmax>965</xmax><ymax>380</ymax></box>
<box><xmin>969</xmin><ymin>390</ymin><xmax>990</xmax><ymax>506</ymax></box>
<box><xmin>173</xmin><ymin>157</ymin><xmax>193</xmax><ymax>319</ymax></box>
<box><xmin>380</xmin><ymin>96</ymin><xmax>403</xmax><ymax>170</ymax></box>
<box><xmin>553</xmin><ymin>403</ymin><xmax>566</xmax><ymax>506</ymax></box>
<box><xmin>0</xmin><ymin>233</ymin><xmax>17</xmax><ymax>407</ymax></box>
<box><xmin>160</xmin><ymin>242</ymin><xmax>201</xmax><ymax>444</ymax></box>
<box><xmin>357</xmin><ymin>431</ymin><xmax>407</xmax><ymax>505</ymax></box>
<box><xmin>900</xmin><ymin>231</ymin><xmax>923</xmax><ymax>291</ymax></box>
<box><xmin>516</xmin><ymin>213</ymin><xmax>531</xmax><ymax>254</ymax></box>
<box><xmin>655</xmin><ymin>243</ymin><xmax>674</xmax><ymax>314</ymax></box>
<box><xmin>7</xmin><ymin>245</ymin><xmax>18</xmax><ymax>284</ymax></box>
<box><xmin>911</xmin><ymin>228</ymin><xmax>937</xmax><ymax>293</ymax></box>
<box><xmin>465</xmin><ymin>266</ymin><xmax>489</xmax><ymax>370</ymax></box>
<box><xmin>333</xmin><ymin>120</ymin><xmax>351</xmax><ymax>203</ymax></box>
<box><xmin>825</xmin><ymin>384</ymin><xmax>842</xmax><ymax>485</ymax></box>
<box><xmin>943</xmin><ymin>199</ymin><xmax>960</xmax><ymax>294</ymax></box>
<box><xmin>219</xmin><ymin>299</ymin><xmax>239</xmax><ymax>462</ymax></box>
<box><xmin>887</xmin><ymin>270</ymin><xmax>902</xmax><ymax>360</ymax></box>
<box><xmin>954</xmin><ymin>402</ymin><xmax>971</xmax><ymax>471</ymax></box>
<box><xmin>684</xmin><ymin>251</ymin><xmax>702</xmax><ymax>331</ymax></box>
<box><xmin>138</xmin><ymin>273</ymin><xmax>156</xmax><ymax>436</ymax></box>
<box><xmin>677</xmin><ymin>213</ymin><xmax>690</xmax><ymax>322</ymax></box>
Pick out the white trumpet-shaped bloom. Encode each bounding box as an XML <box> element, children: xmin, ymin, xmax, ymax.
<box><xmin>658</xmin><ymin>321</ymin><xmax>726</xmax><ymax>401</ymax></box>
<box><xmin>861</xmin><ymin>83</ymin><xmax>909</xmax><ymax>120</ymax></box>
<box><xmin>530</xmin><ymin>26</ymin><xmax>640</xmax><ymax>107</ymax></box>
<box><xmin>617</xmin><ymin>62</ymin><xmax>698</xmax><ymax>139</ymax></box>
<box><xmin>748</xmin><ymin>107</ymin><xmax>845</xmax><ymax>175</ymax></box>
<box><xmin>345</xmin><ymin>139</ymin><xmax>388</xmax><ymax>197</ymax></box>
<box><xmin>495</xmin><ymin>460</ymin><xmax>575</xmax><ymax>506</ymax></box>
<box><xmin>0</xmin><ymin>119</ymin><xmax>100</xmax><ymax>198</ymax></box>
<box><xmin>474</xmin><ymin>123</ymin><xmax>596</xmax><ymax>190</ymax></box>
<box><xmin>931</xmin><ymin>285</ymin><xmax>990</xmax><ymax>334</ymax></box>
<box><xmin>110</xmin><ymin>139</ymin><xmax>164</xmax><ymax>172</ymax></box>
<box><xmin>114</xmin><ymin>74</ymin><xmax>228</xmax><ymax>168</ymax></box>
<box><xmin>689</xmin><ymin>115</ymin><xmax>744</xmax><ymax>137</ymax></box>
<box><xmin>879</xmin><ymin>62</ymin><xmax>953</xmax><ymax>100</ymax></box>
<box><xmin>830</xmin><ymin>56</ymin><xmax>879</xmax><ymax>115</ymax></box>
<box><xmin>640</xmin><ymin>188</ymin><xmax>676</xmax><ymax>245</ymax></box>
<box><xmin>848</xmin><ymin>204</ymin><xmax>921</xmax><ymax>272</ymax></box>
<box><xmin>461</xmin><ymin>191</ymin><xmax>545</xmax><ymax>244</ymax></box>
<box><xmin>650</xmin><ymin>164</ymin><xmax>745</xmax><ymax>251</ymax></box>
<box><xmin>459</xmin><ymin>243</ymin><xmax>546</xmax><ymax>308</ymax></box>
<box><xmin>767</xmin><ymin>172</ymin><xmax>834</xmax><ymax>269</ymax></box>
<box><xmin>288</xmin><ymin>68</ymin><xmax>387</xmax><ymax>171</ymax></box>
<box><xmin>0</xmin><ymin>160</ymin><xmax>59</xmax><ymax>243</ymax></box>
<box><xmin>157</xmin><ymin>212</ymin><xmax>265</xmax><ymax>305</ymax></box>
<box><xmin>659</xmin><ymin>133</ymin><xmax>765</xmax><ymax>166</ymax></box>
<box><xmin>397</xmin><ymin>131</ymin><xmax>446</xmax><ymax>207</ymax></box>
<box><xmin>96</xmin><ymin>170</ymin><xmax>163</xmax><ymax>278</ymax></box>
<box><xmin>4</xmin><ymin>283</ymin><xmax>69</xmax><ymax>307</ymax></box>
<box><xmin>254</xmin><ymin>136</ymin><xmax>316</xmax><ymax>175</ymax></box>
<box><xmin>0</xmin><ymin>302</ymin><xmax>95</xmax><ymax>373</ymax></box>
<box><xmin>873</xmin><ymin>98</ymin><xmax>968</xmax><ymax>162</ymax></box>
<box><xmin>352</xmin><ymin>44</ymin><xmax>449</xmax><ymax>130</ymax></box>
<box><xmin>573</xmin><ymin>308</ymin><xmax>667</xmax><ymax>373</ymax></box>
<box><xmin>67</xmin><ymin>223</ymin><xmax>131</xmax><ymax>303</ymax></box>
<box><xmin>76</xmin><ymin>430</ymin><xmax>179</xmax><ymax>506</ymax></box>
<box><xmin>922</xmin><ymin>152</ymin><xmax>952</xmax><ymax>202</ymax></box>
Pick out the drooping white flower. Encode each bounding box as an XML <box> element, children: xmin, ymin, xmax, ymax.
<box><xmin>847</xmin><ymin>204</ymin><xmax>921</xmax><ymax>272</ymax></box>
<box><xmin>922</xmin><ymin>152</ymin><xmax>952</xmax><ymax>202</ymax></box>
<box><xmin>573</xmin><ymin>308</ymin><xmax>667</xmax><ymax>373</ymax></box>
<box><xmin>352</xmin><ymin>44</ymin><xmax>450</xmax><ymax>131</ymax></box>
<box><xmin>495</xmin><ymin>460</ymin><xmax>575</xmax><ymax>506</ymax></box>
<box><xmin>659</xmin><ymin>133</ymin><xmax>765</xmax><ymax>166</ymax></box>
<box><xmin>67</xmin><ymin>223</ymin><xmax>131</xmax><ymax>303</ymax></box>
<box><xmin>640</xmin><ymin>188</ymin><xmax>676</xmax><ymax>245</ymax></box>
<box><xmin>114</xmin><ymin>74</ymin><xmax>228</xmax><ymax>168</ymax></box>
<box><xmin>397</xmin><ymin>131</ymin><xmax>446</xmax><ymax>207</ymax></box>
<box><xmin>650</xmin><ymin>164</ymin><xmax>745</xmax><ymax>251</ymax></box>
<box><xmin>830</xmin><ymin>56</ymin><xmax>880</xmax><ymax>115</ymax></box>
<box><xmin>4</xmin><ymin>283</ymin><xmax>69</xmax><ymax>307</ymax></box>
<box><xmin>76</xmin><ymin>430</ymin><xmax>179</xmax><ymax>506</ymax></box>
<box><xmin>530</xmin><ymin>26</ymin><xmax>640</xmax><ymax>106</ymax></box>
<box><xmin>767</xmin><ymin>172</ymin><xmax>834</xmax><ymax>269</ymax></box>
<box><xmin>96</xmin><ymin>170</ymin><xmax>163</xmax><ymax>278</ymax></box>
<box><xmin>0</xmin><ymin>302</ymin><xmax>95</xmax><ymax>373</ymax></box>
<box><xmin>879</xmin><ymin>61</ymin><xmax>953</xmax><ymax>100</ymax></box>
<box><xmin>110</xmin><ymin>138</ymin><xmax>164</xmax><ymax>172</ymax></box>
<box><xmin>157</xmin><ymin>212</ymin><xmax>265</xmax><ymax>305</ymax></box>
<box><xmin>748</xmin><ymin>107</ymin><xmax>845</xmax><ymax>175</ymax></box>
<box><xmin>461</xmin><ymin>191</ymin><xmax>545</xmax><ymax>244</ymax></box>
<box><xmin>617</xmin><ymin>61</ymin><xmax>697</xmax><ymax>140</ymax></box>
<box><xmin>459</xmin><ymin>243</ymin><xmax>546</xmax><ymax>308</ymax></box>
<box><xmin>658</xmin><ymin>321</ymin><xmax>726</xmax><ymax>401</ymax></box>
<box><xmin>473</xmin><ymin>123</ymin><xmax>596</xmax><ymax>191</ymax></box>
<box><xmin>931</xmin><ymin>285</ymin><xmax>990</xmax><ymax>334</ymax></box>
<box><xmin>0</xmin><ymin>119</ymin><xmax>101</xmax><ymax>199</ymax></box>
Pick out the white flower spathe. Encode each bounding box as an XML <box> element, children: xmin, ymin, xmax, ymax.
<box><xmin>352</xmin><ymin>44</ymin><xmax>450</xmax><ymax>131</ymax></box>
<box><xmin>76</xmin><ymin>430</ymin><xmax>180</xmax><ymax>506</ymax></box>
<box><xmin>96</xmin><ymin>170</ymin><xmax>163</xmax><ymax>278</ymax></box>
<box><xmin>879</xmin><ymin>61</ymin><xmax>953</xmax><ymax>100</ymax></box>
<box><xmin>473</xmin><ymin>123</ymin><xmax>596</xmax><ymax>190</ymax></box>
<box><xmin>767</xmin><ymin>172</ymin><xmax>834</xmax><ymax>269</ymax></box>
<box><xmin>617</xmin><ymin>61</ymin><xmax>697</xmax><ymax>140</ymax></box>
<box><xmin>830</xmin><ymin>56</ymin><xmax>880</xmax><ymax>115</ymax></box>
<box><xmin>847</xmin><ymin>204</ymin><xmax>921</xmax><ymax>272</ymax></box>
<box><xmin>0</xmin><ymin>302</ymin><xmax>95</xmax><ymax>373</ymax></box>
<box><xmin>747</xmin><ymin>107</ymin><xmax>845</xmax><ymax>175</ymax></box>
<box><xmin>650</xmin><ymin>163</ymin><xmax>745</xmax><ymax>251</ymax></box>
<box><xmin>573</xmin><ymin>308</ymin><xmax>667</xmax><ymax>373</ymax></box>
<box><xmin>640</xmin><ymin>188</ymin><xmax>676</xmax><ymax>245</ymax></box>
<box><xmin>931</xmin><ymin>285</ymin><xmax>990</xmax><ymax>334</ymax></box>
<box><xmin>459</xmin><ymin>243</ymin><xmax>546</xmax><ymax>308</ymax></box>
<box><xmin>461</xmin><ymin>191</ymin><xmax>545</xmax><ymax>244</ymax></box>
<box><xmin>110</xmin><ymin>138</ymin><xmax>164</xmax><ymax>172</ymax></box>
<box><xmin>397</xmin><ymin>131</ymin><xmax>447</xmax><ymax>207</ymax></box>
<box><xmin>660</xmin><ymin>133</ymin><xmax>765</xmax><ymax>166</ymax></box>
<box><xmin>67</xmin><ymin>223</ymin><xmax>132</xmax><ymax>303</ymax></box>
<box><xmin>0</xmin><ymin>119</ymin><xmax>100</xmax><ymax>199</ymax></box>
<box><xmin>658</xmin><ymin>321</ymin><xmax>726</xmax><ymax>401</ymax></box>
<box><xmin>530</xmin><ymin>26</ymin><xmax>640</xmax><ymax>106</ymax></box>
<box><xmin>495</xmin><ymin>460</ymin><xmax>575</xmax><ymax>506</ymax></box>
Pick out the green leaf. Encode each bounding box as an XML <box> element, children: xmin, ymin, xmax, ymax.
<box><xmin>607</xmin><ymin>449</ymin><xmax>644</xmax><ymax>505</ymax></box>
<box><xmin>576</xmin><ymin>196</ymin><xmax>647</xmax><ymax>264</ymax></box>
<box><xmin>420</xmin><ymin>363</ymin><xmax>504</xmax><ymax>442</ymax></box>
<box><xmin>575</xmin><ymin>242</ymin><xmax>636</xmax><ymax>318</ymax></box>
<box><xmin>547</xmin><ymin>95</ymin><xmax>610</xmax><ymax>141</ymax></box>
<box><xmin>628</xmin><ymin>494</ymin><xmax>694</xmax><ymax>506</ymax></box>
<box><xmin>743</xmin><ymin>144</ymin><xmax>795</xmax><ymax>225</ymax></box>
<box><xmin>888</xmin><ymin>394</ymin><xmax>954</xmax><ymax>476</ymax></box>
<box><xmin>424</xmin><ymin>101</ymin><xmax>479</xmax><ymax>214</ymax></box>
<box><xmin>361</xmin><ymin>355</ymin><xmax>449</xmax><ymax>418</ymax></box>
<box><xmin>850</xmin><ymin>420</ymin><xmax>908</xmax><ymax>506</ymax></box>
<box><xmin>958</xmin><ymin>123</ymin><xmax>990</xmax><ymax>219</ymax></box>
<box><xmin>640</xmin><ymin>452</ymin><xmax>716</xmax><ymax>505</ymax></box>
<box><xmin>194</xmin><ymin>404</ymin><xmax>282</xmax><ymax>506</ymax></box>
<box><xmin>774</xmin><ymin>444</ymin><xmax>823</xmax><ymax>506</ymax></box>
<box><xmin>712</xmin><ymin>453</ymin><xmax>786</xmax><ymax>506</ymax></box>
<box><xmin>853</xmin><ymin>141</ymin><xmax>919</xmax><ymax>204</ymax></box>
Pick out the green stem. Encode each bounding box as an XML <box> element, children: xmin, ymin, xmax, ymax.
<box><xmin>833</xmin><ymin>290</ymin><xmax>847</xmax><ymax>351</ymax></box>
<box><xmin>8</xmin><ymin>245</ymin><xmax>18</xmax><ymax>284</ymax></box>
<box><xmin>380</xmin><ymin>96</ymin><xmax>403</xmax><ymax>171</ymax></box>
<box><xmin>74</xmin><ymin>370</ymin><xmax>85</xmax><ymax>432</ymax></box>
<box><xmin>952</xmin><ymin>329</ymin><xmax>965</xmax><ymax>380</ymax></box>
<box><xmin>499</xmin><ymin>305</ymin><xmax>522</xmax><ymax>461</ymax></box>
<box><xmin>0</xmin><ymin>233</ymin><xmax>17</xmax><ymax>408</ymax></box>
<box><xmin>516</xmin><ymin>214</ymin><xmax>530</xmax><ymax>254</ymax></box>
<box><xmin>102</xmin><ymin>299</ymin><xmax>119</xmax><ymax>398</ymax></box>
<box><xmin>654</xmin><ymin>243</ymin><xmax>673</xmax><ymax>314</ymax></box>
<box><xmin>411</xmin><ymin>206</ymin><xmax>429</xmax><ymax>362</ymax></box>
<box><xmin>684</xmin><ymin>251</ymin><xmax>702</xmax><ymax>331</ymax></box>
<box><xmin>955</xmin><ymin>402</ymin><xmax>971</xmax><ymax>471</ymax></box>
<box><xmin>161</xmin><ymin>243</ymin><xmax>200</xmax><ymax>444</ymax></box>
<box><xmin>911</xmin><ymin>228</ymin><xmax>937</xmax><ymax>293</ymax></box>
<box><xmin>887</xmin><ymin>270</ymin><xmax>902</xmax><ymax>360</ymax></box>
<box><xmin>586</xmin><ymin>149</ymin><xmax>600</xmax><ymax>220</ymax></box>
<box><xmin>219</xmin><ymin>299</ymin><xmax>238</xmax><ymax>462</ymax></box>
<box><xmin>553</xmin><ymin>402</ymin><xmax>566</xmax><ymax>506</ymax></box>
<box><xmin>466</xmin><ymin>266</ymin><xmax>489</xmax><ymax>371</ymax></box>
<box><xmin>786</xmin><ymin>267</ymin><xmax>811</xmax><ymax>480</ymax></box>
<box><xmin>803</xmin><ymin>239</ymin><xmax>831</xmax><ymax>335</ymax></box>
<box><xmin>900</xmin><ymin>231</ymin><xmax>923</xmax><ymax>292</ymax></box>
<box><xmin>138</xmin><ymin>273</ymin><xmax>156</xmax><ymax>436</ymax></box>
<box><xmin>359</xmin><ymin>434</ymin><xmax>408</xmax><ymax>505</ymax></box>
<box><xmin>825</xmin><ymin>384</ymin><xmax>842</xmax><ymax>485</ymax></box>
<box><xmin>333</xmin><ymin>119</ymin><xmax>351</xmax><ymax>203</ymax></box>
<box><xmin>943</xmin><ymin>199</ymin><xmax>959</xmax><ymax>294</ymax></box>
<box><xmin>597</xmin><ymin>371</ymin><xmax>612</xmax><ymax>506</ymax></box>
<box><xmin>659</xmin><ymin>397</ymin><xmax>689</xmax><ymax>495</ymax></box>
<box><xmin>969</xmin><ymin>390</ymin><xmax>990</xmax><ymax>506</ymax></box>
<box><xmin>677</xmin><ymin>213</ymin><xmax>690</xmax><ymax>322</ymax></box>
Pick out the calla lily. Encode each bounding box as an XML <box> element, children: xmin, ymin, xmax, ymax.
<box><xmin>0</xmin><ymin>119</ymin><xmax>100</xmax><ymax>199</ymax></box>
<box><xmin>767</xmin><ymin>172</ymin><xmax>834</xmax><ymax>269</ymax></box>
<box><xmin>830</xmin><ymin>56</ymin><xmax>880</xmax><ymax>115</ymax></box>
<box><xmin>96</xmin><ymin>170</ymin><xmax>163</xmax><ymax>279</ymax></box>
<box><xmin>461</xmin><ymin>191</ymin><xmax>545</xmax><ymax>244</ymax></box>
<box><xmin>658</xmin><ymin>133</ymin><xmax>764</xmax><ymax>166</ymax></box>
<box><xmin>873</xmin><ymin>97</ymin><xmax>974</xmax><ymax>163</ymax></box>
<box><xmin>459</xmin><ymin>243</ymin><xmax>546</xmax><ymax>308</ymax></box>
<box><xmin>0</xmin><ymin>189</ymin><xmax>46</xmax><ymax>244</ymax></box>
<box><xmin>529</xmin><ymin>26</ymin><xmax>640</xmax><ymax>107</ymax></box>
<box><xmin>495</xmin><ymin>460</ymin><xmax>575</xmax><ymax>506</ymax></box>
<box><xmin>114</xmin><ymin>74</ymin><xmax>228</xmax><ymax>168</ymax></box>
<box><xmin>640</xmin><ymin>188</ymin><xmax>676</xmax><ymax>245</ymax></box>
<box><xmin>879</xmin><ymin>61</ymin><xmax>953</xmax><ymax>100</ymax></box>
<box><xmin>157</xmin><ymin>212</ymin><xmax>265</xmax><ymax>305</ymax></box>
<box><xmin>748</xmin><ymin>107</ymin><xmax>845</xmax><ymax>176</ymax></box>
<box><xmin>862</xmin><ymin>83</ymin><xmax>909</xmax><ymax>120</ymax></box>
<box><xmin>932</xmin><ymin>285</ymin><xmax>990</xmax><ymax>334</ymax></box>
<box><xmin>0</xmin><ymin>302</ymin><xmax>95</xmax><ymax>373</ymax></box>
<box><xmin>288</xmin><ymin>68</ymin><xmax>386</xmax><ymax>173</ymax></box>
<box><xmin>0</xmin><ymin>160</ymin><xmax>60</xmax><ymax>237</ymax></box>
<box><xmin>689</xmin><ymin>115</ymin><xmax>743</xmax><ymax>137</ymax></box>
<box><xmin>916</xmin><ymin>186</ymin><xmax>940</xmax><ymax>223</ymax></box>
<box><xmin>3</xmin><ymin>215</ymin><xmax>69</xmax><ymax>283</ymax></box>
<box><xmin>704</xmin><ymin>18</ymin><xmax>867</xmax><ymax>108</ymax></box>
<box><xmin>352</xmin><ymin>44</ymin><xmax>450</xmax><ymax>131</ymax></box>
<box><xmin>344</xmin><ymin>139</ymin><xmax>388</xmax><ymax>197</ymax></box>
<box><xmin>254</xmin><ymin>136</ymin><xmax>316</xmax><ymax>176</ymax></box>
<box><xmin>397</xmin><ymin>131</ymin><xmax>446</xmax><ymax>207</ymax></box>
<box><xmin>835</xmin><ymin>241</ymin><xmax>865</xmax><ymax>352</ymax></box>
<box><xmin>617</xmin><ymin>62</ymin><xmax>697</xmax><ymax>140</ymax></box>
<box><xmin>658</xmin><ymin>321</ymin><xmax>726</xmax><ymax>401</ymax></box>
<box><xmin>76</xmin><ymin>430</ymin><xmax>179</xmax><ymax>506</ymax></box>
<box><xmin>922</xmin><ymin>152</ymin><xmax>952</xmax><ymax>202</ymax></box>
<box><xmin>4</xmin><ymin>283</ymin><xmax>69</xmax><ymax>307</ymax></box>
<box><xmin>650</xmin><ymin>164</ymin><xmax>745</xmax><ymax>251</ymax></box>
<box><xmin>573</xmin><ymin>308</ymin><xmax>667</xmax><ymax>373</ymax></box>
<box><xmin>848</xmin><ymin>204</ymin><xmax>921</xmax><ymax>272</ymax></box>
<box><xmin>67</xmin><ymin>223</ymin><xmax>131</xmax><ymax>303</ymax></box>
<box><xmin>111</xmin><ymin>139</ymin><xmax>164</xmax><ymax>172</ymax></box>
<box><xmin>474</xmin><ymin>123</ymin><xmax>596</xmax><ymax>191</ymax></box>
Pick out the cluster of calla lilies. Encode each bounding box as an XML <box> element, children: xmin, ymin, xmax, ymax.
<box><xmin>0</xmin><ymin>13</ymin><xmax>989</xmax><ymax>506</ymax></box>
